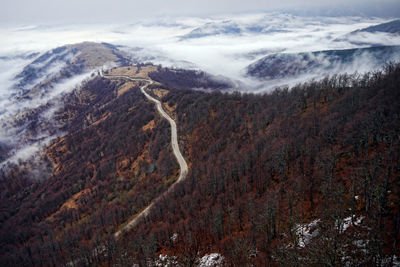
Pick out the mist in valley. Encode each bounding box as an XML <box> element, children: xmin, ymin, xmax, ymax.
<box><xmin>0</xmin><ymin>1</ymin><xmax>399</xmax><ymax>170</ymax></box>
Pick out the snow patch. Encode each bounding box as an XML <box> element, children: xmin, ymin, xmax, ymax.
<box><xmin>197</xmin><ymin>253</ymin><xmax>225</xmax><ymax>267</ymax></box>
<box><xmin>385</xmin><ymin>255</ymin><xmax>400</xmax><ymax>266</ymax></box>
<box><xmin>150</xmin><ymin>254</ymin><xmax>178</xmax><ymax>267</ymax></box>
<box><xmin>338</xmin><ymin>215</ymin><xmax>364</xmax><ymax>233</ymax></box>
<box><xmin>170</xmin><ymin>233</ymin><xmax>178</xmax><ymax>243</ymax></box>
<box><xmin>149</xmin><ymin>253</ymin><xmax>225</xmax><ymax>267</ymax></box>
<box><xmin>295</xmin><ymin>219</ymin><xmax>320</xmax><ymax>248</ymax></box>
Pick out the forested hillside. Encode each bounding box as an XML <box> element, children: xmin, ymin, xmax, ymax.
<box><xmin>120</xmin><ymin>63</ymin><xmax>400</xmax><ymax>266</ymax></box>
<box><xmin>1</xmin><ymin>63</ymin><xmax>399</xmax><ymax>266</ymax></box>
<box><xmin>0</xmin><ymin>76</ymin><xmax>179</xmax><ymax>265</ymax></box>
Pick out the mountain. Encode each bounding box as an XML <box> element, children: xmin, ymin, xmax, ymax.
<box><xmin>15</xmin><ymin>42</ymin><xmax>130</xmax><ymax>96</ymax></box>
<box><xmin>353</xmin><ymin>19</ymin><xmax>400</xmax><ymax>34</ymax></box>
<box><xmin>1</xmin><ymin>39</ymin><xmax>399</xmax><ymax>265</ymax></box>
<box><xmin>0</xmin><ymin>42</ymin><xmax>132</xmax><ymax>170</ymax></box>
<box><xmin>0</xmin><ymin>42</ymin><xmax>236</xmax><ymax>171</ymax></box>
<box><xmin>180</xmin><ymin>18</ymin><xmax>288</xmax><ymax>40</ymax></box>
<box><xmin>181</xmin><ymin>20</ymin><xmax>242</xmax><ymax>40</ymax></box>
<box><xmin>118</xmin><ymin>62</ymin><xmax>400</xmax><ymax>266</ymax></box>
<box><xmin>247</xmin><ymin>45</ymin><xmax>400</xmax><ymax>80</ymax></box>
<box><xmin>333</xmin><ymin>20</ymin><xmax>400</xmax><ymax>47</ymax></box>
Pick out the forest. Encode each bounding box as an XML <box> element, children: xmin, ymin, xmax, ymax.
<box><xmin>0</xmin><ymin>76</ymin><xmax>178</xmax><ymax>265</ymax></box>
<box><xmin>0</xmin><ymin>63</ymin><xmax>399</xmax><ymax>266</ymax></box>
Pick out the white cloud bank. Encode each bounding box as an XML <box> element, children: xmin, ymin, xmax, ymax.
<box><xmin>1</xmin><ymin>13</ymin><xmax>399</xmax><ymax>81</ymax></box>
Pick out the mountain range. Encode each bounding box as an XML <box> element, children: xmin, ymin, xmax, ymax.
<box><xmin>0</xmin><ymin>14</ymin><xmax>400</xmax><ymax>266</ymax></box>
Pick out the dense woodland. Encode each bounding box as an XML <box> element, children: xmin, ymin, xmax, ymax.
<box><xmin>0</xmin><ymin>77</ymin><xmax>178</xmax><ymax>265</ymax></box>
<box><xmin>0</xmin><ymin>63</ymin><xmax>399</xmax><ymax>266</ymax></box>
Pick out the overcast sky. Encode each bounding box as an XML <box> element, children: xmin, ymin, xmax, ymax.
<box><xmin>1</xmin><ymin>0</ymin><xmax>399</xmax><ymax>25</ymax></box>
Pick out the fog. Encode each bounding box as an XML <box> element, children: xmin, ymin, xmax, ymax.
<box><xmin>0</xmin><ymin>12</ymin><xmax>399</xmax><ymax>167</ymax></box>
<box><xmin>1</xmin><ymin>14</ymin><xmax>398</xmax><ymax>80</ymax></box>
<box><xmin>0</xmin><ymin>57</ymin><xmax>95</xmax><ymax>168</ymax></box>
<box><xmin>0</xmin><ymin>74</ymin><xmax>94</xmax><ymax>168</ymax></box>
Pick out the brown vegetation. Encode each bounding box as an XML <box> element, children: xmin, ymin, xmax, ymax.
<box><xmin>107</xmin><ymin>64</ymin><xmax>158</xmax><ymax>79</ymax></box>
<box><xmin>1</xmin><ymin>63</ymin><xmax>399</xmax><ymax>266</ymax></box>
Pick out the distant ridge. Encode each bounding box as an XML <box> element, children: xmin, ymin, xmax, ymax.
<box><xmin>353</xmin><ymin>19</ymin><xmax>400</xmax><ymax>35</ymax></box>
<box><xmin>247</xmin><ymin>45</ymin><xmax>400</xmax><ymax>80</ymax></box>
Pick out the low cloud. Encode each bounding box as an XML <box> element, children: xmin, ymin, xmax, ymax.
<box><xmin>0</xmin><ymin>64</ymin><xmax>95</xmax><ymax>168</ymax></box>
<box><xmin>343</xmin><ymin>31</ymin><xmax>400</xmax><ymax>46</ymax></box>
<box><xmin>1</xmin><ymin>14</ymin><xmax>397</xmax><ymax>81</ymax></box>
<box><xmin>0</xmin><ymin>12</ymin><xmax>399</xmax><ymax>167</ymax></box>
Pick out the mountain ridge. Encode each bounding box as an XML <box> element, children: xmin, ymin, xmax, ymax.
<box><xmin>352</xmin><ymin>19</ymin><xmax>400</xmax><ymax>34</ymax></box>
<box><xmin>247</xmin><ymin>45</ymin><xmax>400</xmax><ymax>80</ymax></box>
<box><xmin>0</xmin><ymin>41</ymin><xmax>399</xmax><ymax>266</ymax></box>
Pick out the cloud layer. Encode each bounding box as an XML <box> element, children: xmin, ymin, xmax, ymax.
<box><xmin>0</xmin><ymin>12</ymin><xmax>399</xmax><ymax>166</ymax></box>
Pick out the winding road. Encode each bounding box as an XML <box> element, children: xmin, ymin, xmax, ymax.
<box><xmin>104</xmin><ymin>75</ymin><xmax>188</xmax><ymax>238</ymax></box>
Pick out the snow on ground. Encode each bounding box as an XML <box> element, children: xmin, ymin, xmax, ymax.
<box><xmin>148</xmin><ymin>253</ymin><xmax>225</xmax><ymax>267</ymax></box>
<box><xmin>170</xmin><ymin>233</ymin><xmax>178</xmax><ymax>243</ymax></box>
<box><xmin>295</xmin><ymin>215</ymin><xmax>364</xmax><ymax>247</ymax></box>
<box><xmin>295</xmin><ymin>219</ymin><xmax>320</xmax><ymax>248</ymax></box>
<box><xmin>197</xmin><ymin>253</ymin><xmax>225</xmax><ymax>267</ymax></box>
<box><xmin>382</xmin><ymin>255</ymin><xmax>400</xmax><ymax>266</ymax></box>
<box><xmin>149</xmin><ymin>254</ymin><xmax>179</xmax><ymax>267</ymax></box>
<box><xmin>339</xmin><ymin>215</ymin><xmax>364</xmax><ymax>233</ymax></box>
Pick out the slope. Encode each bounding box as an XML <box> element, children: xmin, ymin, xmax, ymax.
<box><xmin>1</xmin><ymin>59</ymin><xmax>399</xmax><ymax>266</ymax></box>
<box><xmin>247</xmin><ymin>45</ymin><xmax>400</xmax><ymax>80</ymax></box>
<box><xmin>353</xmin><ymin>19</ymin><xmax>400</xmax><ymax>35</ymax></box>
<box><xmin>116</xmin><ymin>63</ymin><xmax>400</xmax><ymax>266</ymax></box>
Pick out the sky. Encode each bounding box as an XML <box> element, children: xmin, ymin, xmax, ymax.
<box><xmin>1</xmin><ymin>0</ymin><xmax>399</xmax><ymax>25</ymax></box>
